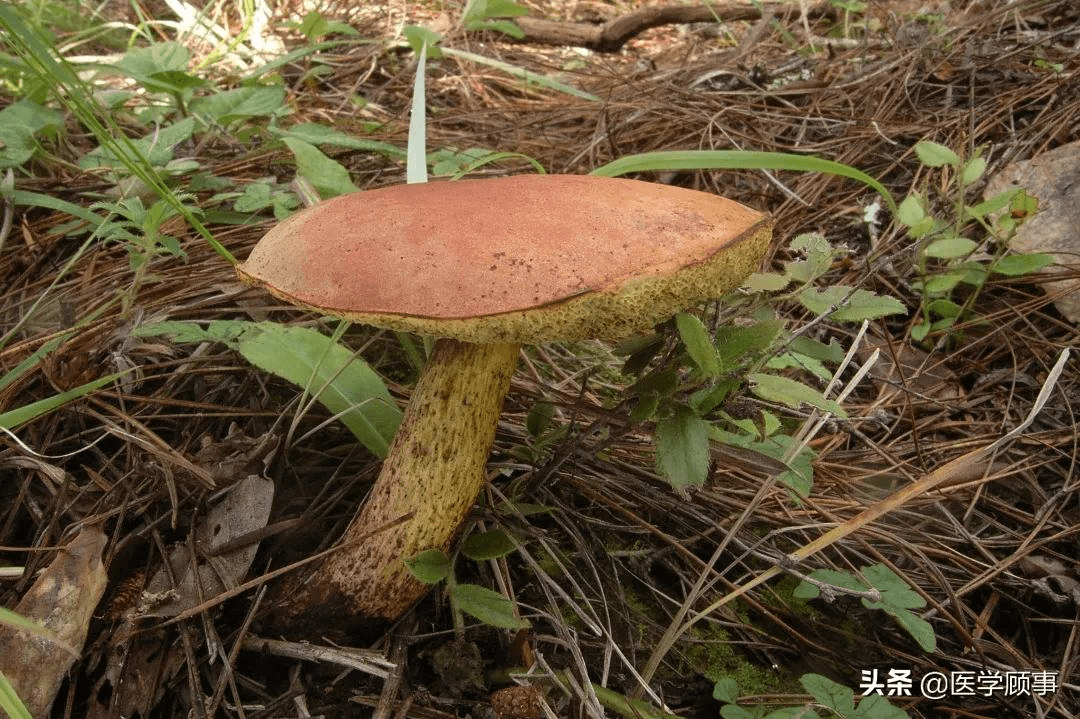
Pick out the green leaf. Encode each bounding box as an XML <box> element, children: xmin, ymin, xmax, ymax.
<box><xmin>925</xmin><ymin>298</ymin><xmax>963</xmax><ymax>319</ymax></box>
<box><xmin>713</xmin><ymin>677</ymin><xmax>739</xmax><ymax>703</ymax></box>
<box><xmin>861</xmin><ymin>565</ymin><xmax>924</xmax><ymax>608</ymax></box>
<box><xmin>462</xmin><ymin>529</ymin><xmax>518</xmax><ymax>560</ymax></box>
<box><xmin>960</xmin><ymin>155</ymin><xmax>987</xmax><ymax>185</ymax></box>
<box><xmin>296</xmin><ymin>10</ymin><xmax>358</xmax><ymax>40</ymax></box>
<box><xmin>79</xmin><ymin>116</ymin><xmax>196</xmax><ymax>169</ymax></box>
<box><xmin>269</xmin><ymin>123</ymin><xmax>405</xmax><ymax>158</ymax></box>
<box><xmin>190</xmin><ymin>85</ymin><xmax>285</xmax><ymax>123</ymax></box>
<box><xmin>403</xmin><ymin>24</ymin><xmax>444</xmax><ymax>58</ymax></box>
<box><xmin>783</xmin><ymin>233</ymin><xmax>836</xmax><ymax>285</ymax></box>
<box><xmin>451</xmin><ymin>583</ymin><xmax>529</xmax><ymax>629</ymax></box>
<box><xmin>923</xmin><ymin>236</ymin><xmax>978</xmax><ymax>259</ymax></box>
<box><xmin>134</xmin><ymin>321</ymin><xmax>400</xmax><ymax>457</ymax></box>
<box><xmin>854</xmin><ymin>693</ymin><xmax>911</xmax><ymax>719</ymax></box>
<box><xmin>655</xmin><ymin>407</ymin><xmax>711</xmax><ymax>492</ymax></box>
<box><xmin>744</xmin><ymin>271</ymin><xmax>790</xmax><ymax>292</ymax></box>
<box><xmin>688</xmin><ymin>380</ymin><xmax>735</xmax><ymax>416</ymax></box>
<box><xmin>964</xmin><ymin>187</ymin><xmax>1019</xmax><ymax>220</ymax></box>
<box><xmin>465</xmin><ymin>18</ymin><xmax>525</xmax><ymax>37</ymax></box>
<box><xmin>801</xmin><ymin>674</ymin><xmax>854</xmax><ymax>715</ymax></box>
<box><xmin>880</xmin><ymin>605</ymin><xmax>936</xmax><ymax>652</ymax></box>
<box><xmin>113</xmin><ymin>41</ymin><xmax>204</xmax><ymax>96</ymax></box>
<box><xmin>749</xmin><ymin>373</ymin><xmax>847</xmax><ymax>417</ymax></box>
<box><xmin>404</xmin><ymin>549</ymin><xmax>451</xmax><ymax>583</ymax></box>
<box><xmin>920</xmin><ymin>271</ymin><xmax>966</xmax><ymax>294</ymax></box>
<box><xmin>676</xmin><ymin>313</ymin><xmax>720</xmax><ymax>377</ymax></box>
<box><xmin>914</xmin><ymin>140</ymin><xmax>960</xmax><ymax>168</ymax></box>
<box><xmin>787</xmin><ymin>336</ymin><xmax>845</xmax><ymax>364</ymax></box>
<box><xmin>797</xmin><ymin>286</ymin><xmax>906</xmax><ymax>322</ymax></box>
<box><xmin>993</xmin><ymin>252</ymin><xmax>1055</xmax><ymax>276</ymax></box>
<box><xmin>714</xmin><ymin>320</ymin><xmax>784</xmax><ymax>368</ymax></box>
<box><xmin>283</xmin><ymin>137</ymin><xmax>357</xmax><ymax>199</ymax></box>
<box><xmin>895</xmin><ymin>194</ymin><xmax>925</xmax><ymax>227</ymax></box>
<box><xmin>0</xmin><ymin>99</ymin><xmax>62</xmax><ymax>168</ymax></box>
<box><xmin>629</xmin><ymin>393</ymin><xmax>660</xmax><ymax>422</ymax></box>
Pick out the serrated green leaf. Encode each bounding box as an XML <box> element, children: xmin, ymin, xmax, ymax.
<box><xmin>783</xmin><ymin>233</ymin><xmax>836</xmax><ymax>284</ymax></box>
<box><xmin>914</xmin><ymin>140</ymin><xmax>960</xmax><ymax>168</ymax></box>
<box><xmin>283</xmin><ymin>137</ymin><xmax>357</xmax><ymax>199</ymax></box>
<box><xmin>404</xmin><ymin>549</ymin><xmax>451</xmax><ymax>583</ymax></box>
<box><xmin>993</xmin><ymin>252</ymin><xmax>1055</xmax><ymax>276</ymax></box>
<box><xmin>655</xmin><ymin>407</ymin><xmax>711</xmax><ymax>492</ymax></box>
<box><xmin>749</xmin><ymin>373</ymin><xmax>847</xmax><ymax>418</ymax></box>
<box><xmin>797</xmin><ymin>286</ymin><xmax>906</xmax><ymax>322</ymax></box>
<box><xmin>462</xmin><ymin>529</ymin><xmax>517</xmax><ymax>561</ymax></box>
<box><xmin>923</xmin><ymin>236</ymin><xmax>978</xmax><ymax>259</ymax></box>
<box><xmin>451</xmin><ymin>583</ymin><xmax>529</xmax><ymax>629</ymax></box>
<box><xmin>677</xmin><ymin>313</ymin><xmax>721</xmax><ymax>377</ymax></box>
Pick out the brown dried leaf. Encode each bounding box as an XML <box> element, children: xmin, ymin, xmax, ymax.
<box><xmin>0</xmin><ymin>526</ymin><xmax>108</xmax><ymax>718</ymax></box>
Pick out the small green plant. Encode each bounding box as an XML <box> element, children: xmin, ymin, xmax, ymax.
<box><xmin>405</xmin><ymin>528</ymin><xmax>529</xmax><ymax>631</ymax></box>
<box><xmin>793</xmin><ymin>563</ymin><xmax>936</xmax><ymax>652</ymax></box>
<box><xmin>895</xmin><ymin>140</ymin><xmax>1052</xmax><ymax>342</ymax></box>
<box><xmin>714</xmin><ymin>673</ymin><xmax>910</xmax><ymax>719</ymax></box>
<box><xmin>461</xmin><ymin>0</ymin><xmax>529</xmax><ymax>38</ymax></box>
<box><xmin>90</xmin><ymin>193</ymin><xmax>198</xmax><ymax>311</ymax></box>
<box><xmin>623</xmin><ymin>232</ymin><xmax>905</xmax><ymax>496</ymax></box>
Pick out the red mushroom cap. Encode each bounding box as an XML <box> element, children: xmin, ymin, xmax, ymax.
<box><xmin>238</xmin><ymin>174</ymin><xmax>770</xmax><ymax>343</ymax></box>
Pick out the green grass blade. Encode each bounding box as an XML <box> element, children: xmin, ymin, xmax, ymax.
<box><xmin>591</xmin><ymin>150</ymin><xmax>896</xmax><ymax>213</ymax></box>
<box><xmin>0</xmin><ymin>670</ymin><xmax>32</xmax><ymax>719</ymax></box>
<box><xmin>0</xmin><ymin>371</ymin><xmax>127</xmax><ymax>430</ymax></box>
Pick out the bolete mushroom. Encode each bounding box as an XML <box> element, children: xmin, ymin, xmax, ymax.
<box><xmin>237</xmin><ymin>174</ymin><xmax>770</xmax><ymax>622</ymax></box>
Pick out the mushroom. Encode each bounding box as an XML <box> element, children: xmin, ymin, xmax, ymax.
<box><xmin>237</xmin><ymin>174</ymin><xmax>771</xmax><ymax>622</ymax></box>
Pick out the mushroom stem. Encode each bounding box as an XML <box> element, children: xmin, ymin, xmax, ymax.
<box><xmin>292</xmin><ymin>338</ymin><xmax>519</xmax><ymax>621</ymax></box>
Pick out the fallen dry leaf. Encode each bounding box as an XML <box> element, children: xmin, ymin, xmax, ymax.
<box><xmin>0</xmin><ymin>526</ymin><xmax>108</xmax><ymax>718</ymax></box>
